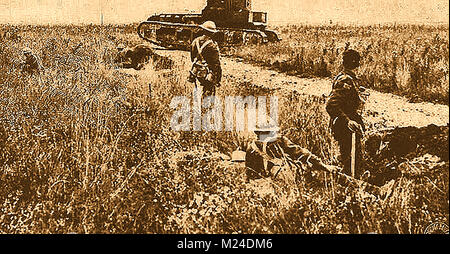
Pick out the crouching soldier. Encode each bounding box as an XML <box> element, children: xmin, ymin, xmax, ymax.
<box><xmin>21</xmin><ymin>47</ymin><xmax>43</xmax><ymax>75</ymax></box>
<box><xmin>188</xmin><ymin>21</ymin><xmax>222</xmax><ymax>97</ymax></box>
<box><xmin>115</xmin><ymin>44</ymin><xmax>155</xmax><ymax>70</ymax></box>
<box><xmin>326</xmin><ymin>49</ymin><xmax>365</xmax><ymax>178</ymax></box>
<box><xmin>245</xmin><ymin>120</ymin><xmax>328</xmax><ymax>185</ymax></box>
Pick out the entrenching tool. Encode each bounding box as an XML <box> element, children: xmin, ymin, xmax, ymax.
<box><xmin>351</xmin><ymin>132</ymin><xmax>357</xmax><ymax>178</ymax></box>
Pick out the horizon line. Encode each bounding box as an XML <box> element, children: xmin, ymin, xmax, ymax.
<box><xmin>1</xmin><ymin>20</ymin><xmax>449</xmax><ymax>27</ymax></box>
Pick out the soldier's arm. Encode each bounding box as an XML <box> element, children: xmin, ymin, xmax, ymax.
<box><xmin>281</xmin><ymin>137</ymin><xmax>327</xmax><ymax>171</ymax></box>
<box><xmin>281</xmin><ymin>137</ymin><xmax>311</xmax><ymax>160</ymax></box>
<box><xmin>190</xmin><ymin>40</ymin><xmax>198</xmax><ymax>62</ymax></box>
<box><xmin>326</xmin><ymin>80</ymin><xmax>351</xmax><ymax>123</ymax></box>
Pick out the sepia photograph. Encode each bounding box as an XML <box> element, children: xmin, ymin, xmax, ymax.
<box><xmin>0</xmin><ymin>0</ymin><xmax>448</xmax><ymax>240</ymax></box>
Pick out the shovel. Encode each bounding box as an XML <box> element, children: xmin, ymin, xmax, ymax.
<box><xmin>351</xmin><ymin>132</ymin><xmax>357</xmax><ymax>178</ymax></box>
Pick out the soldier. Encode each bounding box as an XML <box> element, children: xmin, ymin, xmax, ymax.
<box><xmin>115</xmin><ymin>44</ymin><xmax>154</xmax><ymax>70</ymax></box>
<box><xmin>188</xmin><ymin>21</ymin><xmax>222</xmax><ymax>97</ymax></box>
<box><xmin>326</xmin><ymin>49</ymin><xmax>365</xmax><ymax>177</ymax></box>
<box><xmin>245</xmin><ymin>120</ymin><xmax>327</xmax><ymax>184</ymax></box>
<box><xmin>21</xmin><ymin>47</ymin><xmax>42</xmax><ymax>74</ymax></box>
<box><xmin>115</xmin><ymin>44</ymin><xmax>132</xmax><ymax>68</ymax></box>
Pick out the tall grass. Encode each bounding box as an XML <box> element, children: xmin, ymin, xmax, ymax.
<box><xmin>0</xmin><ymin>24</ymin><xmax>448</xmax><ymax>233</ymax></box>
<box><xmin>227</xmin><ymin>24</ymin><xmax>449</xmax><ymax>104</ymax></box>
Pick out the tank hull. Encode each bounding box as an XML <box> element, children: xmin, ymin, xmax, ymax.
<box><xmin>137</xmin><ymin>0</ymin><xmax>280</xmax><ymax>49</ymax></box>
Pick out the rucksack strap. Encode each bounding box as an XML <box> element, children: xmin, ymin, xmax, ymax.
<box><xmin>195</xmin><ymin>39</ymin><xmax>213</xmax><ymax>62</ymax></box>
<box><xmin>332</xmin><ymin>73</ymin><xmax>357</xmax><ymax>91</ymax></box>
<box><xmin>333</xmin><ymin>73</ymin><xmax>353</xmax><ymax>83</ymax></box>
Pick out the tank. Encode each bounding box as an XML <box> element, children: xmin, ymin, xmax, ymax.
<box><xmin>137</xmin><ymin>0</ymin><xmax>280</xmax><ymax>49</ymax></box>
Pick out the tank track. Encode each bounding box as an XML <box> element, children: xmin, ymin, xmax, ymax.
<box><xmin>137</xmin><ymin>20</ymin><xmax>280</xmax><ymax>50</ymax></box>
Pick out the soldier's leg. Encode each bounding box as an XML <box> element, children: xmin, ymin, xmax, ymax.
<box><xmin>332</xmin><ymin>118</ymin><xmax>352</xmax><ymax>175</ymax></box>
<box><xmin>202</xmin><ymin>82</ymin><xmax>216</xmax><ymax>98</ymax></box>
<box><xmin>339</xmin><ymin>134</ymin><xmax>352</xmax><ymax>175</ymax></box>
<box><xmin>355</xmin><ymin>133</ymin><xmax>364</xmax><ymax>179</ymax></box>
<box><xmin>333</xmin><ymin>125</ymin><xmax>352</xmax><ymax>176</ymax></box>
<box><xmin>271</xmin><ymin>165</ymin><xmax>296</xmax><ymax>186</ymax></box>
<box><xmin>338</xmin><ymin>132</ymin><xmax>366</xmax><ymax>178</ymax></box>
<box><xmin>245</xmin><ymin>151</ymin><xmax>267</xmax><ymax>181</ymax></box>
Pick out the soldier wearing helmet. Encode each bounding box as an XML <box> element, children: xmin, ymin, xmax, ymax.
<box><xmin>188</xmin><ymin>21</ymin><xmax>222</xmax><ymax>97</ymax></box>
<box><xmin>326</xmin><ymin>49</ymin><xmax>365</xmax><ymax>177</ymax></box>
<box><xmin>244</xmin><ymin>118</ymin><xmax>326</xmax><ymax>184</ymax></box>
<box><xmin>21</xmin><ymin>47</ymin><xmax>42</xmax><ymax>74</ymax></box>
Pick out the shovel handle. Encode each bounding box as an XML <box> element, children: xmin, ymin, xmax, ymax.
<box><xmin>351</xmin><ymin>132</ymin><xmax>357</xmax><ymax>178</ymax></box>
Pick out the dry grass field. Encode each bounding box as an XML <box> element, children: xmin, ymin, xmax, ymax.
<box><xmin>226</xmin><ymin>24</ymin><xmax>449</xmax><ymax>105</ymax></box>
<box><xmin>0</xmin><ymin>24</ymin><xmax>448</xmax><ymax>234</ymax></box>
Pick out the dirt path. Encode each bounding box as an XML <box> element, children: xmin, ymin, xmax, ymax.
<box><xmin>145</xmin><ymin>50</ymin><xmax>448</xmax><ymax>200</ymax></box>
<box><xmin>153</xmin><ymin>50</ymin><xmax>449</xmax><ymax>130</ymax></box>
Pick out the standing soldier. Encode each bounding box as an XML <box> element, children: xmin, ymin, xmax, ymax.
<box><xmin>21</xmin><ymin>47</ymin><xmax>42</xmax><ymax>75</ymax></box>
<box><xmin>326</xmin><ymin>49</ymin><xmax>365</xmax><ymax>177</ymax></box>
<box><xmin>188</xmin><ymin>21</ymin><xmax>222</xmax><ymax>97</ymax></box>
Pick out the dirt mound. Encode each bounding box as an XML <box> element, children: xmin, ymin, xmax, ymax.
<box><xmin>115</xmin><ymin>44</ymin><xmax>174</xmax><ymax>71</ymax></box>
<box><xmin>363</xmin><ymin>124</ymin><xmax>449</xmax><ymax>186</ymax></box>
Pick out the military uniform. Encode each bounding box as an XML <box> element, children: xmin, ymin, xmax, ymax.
<box><xmin>190</xmin><ymin>34</ymin><xmax>222</xmax><ymax>97</ymax></box>
<box><xmin>245</xmin><ymin>135</ymin><xmax>326</xmax><ymax>184</ymax></box>
<box><xmin>115</xmin><ymin>47</ymin><xmax>132</xmax><ymax>68</ymax></box>
<box><xmin>326</xmin><ymin>69</ymin><xmax>365</xmax><ymax>176</ymax></box>
<box><xmin>115</xmin><ymin>44</ymin><xmax>154</xmax><ymax>70</ymax></box>
<box><xmin>22</xmin><ymin>49</ymin><xmax>42</xmax><ymax>74</ymax></box>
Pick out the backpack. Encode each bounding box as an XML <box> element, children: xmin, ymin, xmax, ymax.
<box><xmin>189</xmin><ymin>39</ymin><xmax>213</xmax><ymax>82</ymax></box>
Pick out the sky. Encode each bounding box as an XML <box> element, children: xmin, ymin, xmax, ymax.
<box><xmin>0</xmin><ymin>0</ymin><xmax>448</xmax><ymax>25</ymax></box>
